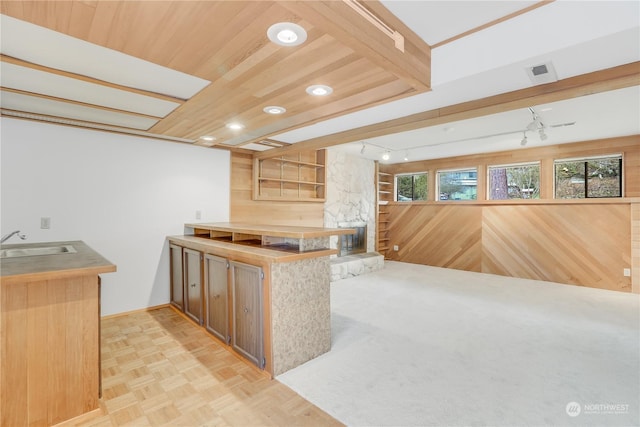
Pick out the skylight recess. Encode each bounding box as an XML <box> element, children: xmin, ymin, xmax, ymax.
<box><xmin>0</xmin><ymin>14</ymin><xmax>210</xmax><ymax>100</ymax></box>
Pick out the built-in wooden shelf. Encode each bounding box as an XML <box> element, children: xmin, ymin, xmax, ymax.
<box><xmin>253</xmin><ymin>149</ymin><xmax>326</xmax><ymax>202</ymax></box>
<box><xmin>376</xmin><ymin>165</ymin><xmax>392</xmax><ymax>258</ymax></box>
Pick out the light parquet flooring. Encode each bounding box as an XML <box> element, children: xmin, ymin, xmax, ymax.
<box><xmin>59</xmin><ymin>307</ymin><xmax>342</xmax><ymax>427</ymax></box>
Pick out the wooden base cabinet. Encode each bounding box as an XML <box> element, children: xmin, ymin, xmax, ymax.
<box><xmin>169</xmin><ymin>244</ymin><xmax>184</xmax><ymax>311</ymax></box>
<box><xmin>204</xmin><ymin>254</ymin><xmax>228</xmax><ymax>343</ymax></box>
<box><xmin>231</xmin><ymin>261</ymin><xmax>264</xmax><ymax>369</ymax></box>
<box><xmin>183</xmin><ymin>248</ymin><xmax>203</xmax><ymax>325</ymax></box>
<box><xmin>169</xmin><ymin>246</ymin><xmax>264</xmax><ymax>369</ymax></box>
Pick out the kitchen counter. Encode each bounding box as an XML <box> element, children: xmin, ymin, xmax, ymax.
<box><xmin>1</xmin><ymin>240</ymin><xmax>116</xmax><ymax>426</ymax></box>
<box><xmin>0</xmin><ymin>240</ymin><xmax>116</xmax><ymax>284</ymax></box>
<box><xmin>185</xmin><ymin>222</ymin><xmax>354</xmax><ymax>239</ymax></box>
<box><xmin>169</xmin><ymin>223</ymin><xmax>347</xmax><ymax>377</ymax></box>
<box><xmin>167</xmin><ymin>234</ymin><xmax>337</xmax><ymax>263</ymax></box>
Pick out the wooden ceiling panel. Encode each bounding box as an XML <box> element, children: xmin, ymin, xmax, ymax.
<box><xmin>1</xmin><ymin>1</ymin><xmax>431</xmax><ymax>149</ymax></box>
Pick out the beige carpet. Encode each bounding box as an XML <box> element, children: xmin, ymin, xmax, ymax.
<box><xmin>278</xmin><ymin>261</ymin><xmax>640</xmax><ymax>427</ymax></box>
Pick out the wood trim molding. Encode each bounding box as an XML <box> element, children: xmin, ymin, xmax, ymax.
<box><xmin>254</xmin><ymin>61</ymin><xmax>640</xmax><ymax>160</ymax></box>
<box><xmin>1</xmin><ymin>87</ymin><xmax>164</xmax><ymax>121</ymax></box>
<box><xmin>431</xmin><ymin>1</ymin><xmax>555</xmax><ymax>49</ymax></box>
<box><xmin>1</xmin><ymin>55</ymin><xmax>185</xmax><ymax>104</ymax></box>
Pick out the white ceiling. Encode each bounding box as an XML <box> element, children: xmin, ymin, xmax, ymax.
<box><xmin>274</xmin><ymin>0</ymin><xmax>640</xmax><ymax>163</ymax></box>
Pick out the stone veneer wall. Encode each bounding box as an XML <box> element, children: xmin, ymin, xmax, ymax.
<box><xmin>270</xmin><ymin>257</ymin><xmax>331</xmax><ymax>376</ymax></box>
<box><xmin>324</xmin><ymin>149</ymin><xmax>376</xmax><ymax>253</ymax></box>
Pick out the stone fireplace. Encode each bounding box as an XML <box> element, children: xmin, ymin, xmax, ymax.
<box><xmin>324</xmin><ymin>149</ymin><xmax>384</xmax><ymax>280</ymax></box>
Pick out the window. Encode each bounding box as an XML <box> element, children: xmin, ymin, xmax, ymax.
<box><xmin>488</xmin><ymin>163</ymin><xmax>540</xmax><ymax>200</ymax></box>
<box><xmin>438</xmin><ymin>168</ymin><xmax>477</xmax><ymax>200</ymax></box>
<box><xmin>396</xmin><ymin>173</ymin><xmax>427</xmax><ymax>201</ymax></box>
<box><xmin>554</xmin><ymin>155</ymin><xmax>622</xmax><ymax>199</ymax></box>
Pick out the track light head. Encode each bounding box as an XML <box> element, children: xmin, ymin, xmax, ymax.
<box><xmin>520</xmin><ymin>132</ymin><xmax>528</xmax><ymax>146</ymax></box>
<box><xmin>539</xmin><ymin>128</ymin><xmax>548</xmax><ymax>141</ymax></box>
<box><xmin>382</xmin><ymin>151</ymin><xmax>390</xmax><ymax>161</ymax></box>
<box><xmin>360</xmin><ymin>142</ymin><xmax>366</xmax><ymax>155</ymax></box>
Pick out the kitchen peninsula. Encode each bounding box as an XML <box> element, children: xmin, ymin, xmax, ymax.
<box><xmin>0</xmin><ymin>240</ymin><xmax>116</xmax><ymax>426</ymax></box>
<box><xmin>167</xmin><ymin>222</ymin><xmax>354</xmax><ymax>376</ymax></box>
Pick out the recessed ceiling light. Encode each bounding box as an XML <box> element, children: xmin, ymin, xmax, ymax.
<box><xmin>267</xmin><ymin>22</ymin><xmax>307</xmax><ymax>47</ymax></box>
<box><xmin>226</xmin><ymin>122</ymin><xmax>244</xmax><ymax>130</ymax></box>
<box><xmin>306</xmin><ymin>84</ymin><xmax>333</xmax><ymax>96</ymax></box>
<box><xmin>263</xmin><ymin>106</ymin><xmax>286</xmax><ymax>115</ymax></box>
<box><xmin>200</xmin><ymin>135</ymin><xmax>216</xmax><ymax>141</ymax></box>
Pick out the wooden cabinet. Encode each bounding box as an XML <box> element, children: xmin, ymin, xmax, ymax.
<box><xmin>0</xmin><ymin>241</ymin><xmax>115</xmax><ymax>426</ymax></box>
<box><xmin>169</xmin><ymin>244</ymin><xmax>184</xmax><ymax>311</ymax></box>
<box><xmin>183</xmin><ymin>248</ymin><xmax>203</xmax><ymax>325</ymax></box>
<box><xmin>377</xmin><ymin>168</ymin><xmax>392</xmax><ymax>258</ymax></box>
<box><xmin>231</xmin><ymin>261</ymin><xmax>264</xmax><ymax>369</ymax></box>
<box><xmin>204</xmin><ymin>254</ymin><xmax>228</xmax><ymax>343</ymax></box>
<box><xmin>253</xmin><ymin>149</ymin><xmax>326</xmax><ymax>201</ymax></box>
<box><xmin>168</xmin><ymin>246</ymin><xmax>264</xmax><ymax>369</ymax></box>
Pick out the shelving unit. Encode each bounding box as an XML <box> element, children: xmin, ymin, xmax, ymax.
<box><xmin>253</xmin><ymin>149</ymin><xmax>326</xmax><ymax>202</ymax></box>
<box><xmin>377</xmin><ymin>166</ymin><xmax>392</xmax><ymax>258</ymax></box>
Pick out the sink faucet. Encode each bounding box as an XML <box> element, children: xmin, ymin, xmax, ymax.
<box><xmin>1</xmin><ymin>230</ymin><xmax>27</xmax><ymax>244</ymax></box>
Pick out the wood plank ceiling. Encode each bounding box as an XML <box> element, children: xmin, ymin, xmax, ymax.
<box><xmin>0</xmin><ymin>1</ymin><xmax>430</xmax><ymax>150</ymax></box>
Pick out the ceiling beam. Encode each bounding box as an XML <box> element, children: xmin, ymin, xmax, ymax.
<box><xmin>279</xmin><ymin>1</ymin><xmax>431</xmax><ymax>91</ymax></box>
<box><xmin>254</xmin><ymin>61</ymin><xmax>640</xmax><ymax>160</ymax></box>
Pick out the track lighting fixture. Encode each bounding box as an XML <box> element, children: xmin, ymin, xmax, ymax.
<box><xmin>538</xmin><ymin>128</ymin><xmax>548</xmax><ymax>141</ymax></box>
<box><xmin>360</xmin><ymin>142</ymin><xmax>366</xmax><ymax>155</ymax></box>
<box><xmin>526</xmin><ymin>107</ymin><xmax>548</xmax><ymax>143</ymax></box>
<box><xmin>382</xmin><ymin>151</ymin><xmax>390</xmax><ymax>161</ymax></box>
<box><xmin>521</xmin><ymin>132</ymin><xmax>528</xmax><ymax>146</ymax></box>
<box><xmin>404</xmin><ymin>150</ymin><xmax>409</xmax><ymax>161</ymax></box>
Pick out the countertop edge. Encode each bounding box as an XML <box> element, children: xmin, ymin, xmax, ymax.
<box><xmin>168</xmin><ymin>235</ymin><xmax>337</xmax><ymax>263</ymax></box>
<box><xmin>0</xmin><ymin>240</ymin><xmax>117</xmax><ymax>282</ymax></box>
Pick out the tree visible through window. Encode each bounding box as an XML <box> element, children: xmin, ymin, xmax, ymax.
<box><xmin>555</xmin><ymin>156</ymin><xmax>622</xmax><ymax>198</ymax></box>
<box><xmin>488</xmin><ymin>163</ymin><xmax>540</xmax><ymax>200</ymax></box>
<box><xmin>396</xmin><ymin>173</ymin><xmax>427</xmax><ymax>201</ymax></box>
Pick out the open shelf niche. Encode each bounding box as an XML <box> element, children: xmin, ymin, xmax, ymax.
<box><xmin>253</xmin><ymin>149</ymin><xmax>326</xmax><ymax>202</ymax></box>
<box><xmin>377</xmin><ymin>164</ymin><xmax>392</xmax><ymax>258</ymax></box>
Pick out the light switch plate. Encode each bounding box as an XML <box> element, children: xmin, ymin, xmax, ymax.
<box><xmin>623</xmin><ymin>268</ymin><xmax>631</xmax><ymax>277</ymax></box>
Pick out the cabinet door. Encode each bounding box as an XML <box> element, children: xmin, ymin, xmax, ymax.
<box><xmin>231</xmin><ymin>261</ymin><xmax>264</xmax><ymax>369</ymax></box>
<box><xmin>204</xmin><ymin>254</ymin><xmax>228</xmax><ymax>343</ymax></box>
<box><xmin>183</xmin><ymin>248</ymin><xmax>202</xmax><ymax>325</ymax></box>
<box><xmin>169</xmin><ymin>244</ymin><xmax>184</xmax><ymax>311</ymax></box>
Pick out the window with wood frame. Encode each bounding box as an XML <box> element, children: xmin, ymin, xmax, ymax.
<box><xmin>488</xmin><ymin>162</ymin><xmax>540</xmax><ymax>200</ymax></box>
<box><xmin>554</xmin><ymin>155</ymin><xmax>622</xmax><ymax>199</ymax></box>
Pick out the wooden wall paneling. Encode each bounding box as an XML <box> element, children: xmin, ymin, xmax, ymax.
<box><xmin>386</xmin><ymin>204</ymin><xmax>483</xmax><ymax>271</ymax></box>
<box><xmin>482</xmin><ymin>204</ymin><xmax>631</xmax><ymax>292</ymax></box>
<box><xmin>231</xmin><ymin>153</ymin><xmax>324</xmax><ymax>227</ymax></box>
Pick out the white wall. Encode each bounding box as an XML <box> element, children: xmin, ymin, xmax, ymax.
<box><xmin>0</xmin><ymin>118</ymin><xmax>230</xmax><ymax>316</ymax></box>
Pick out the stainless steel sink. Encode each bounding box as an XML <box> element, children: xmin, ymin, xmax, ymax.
<box><xmin>0</xmin><ymin>245</ymin><xmax>77</xmax><ymax>259</ymax></box>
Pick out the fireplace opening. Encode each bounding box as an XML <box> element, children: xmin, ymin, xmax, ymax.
<box><xmin>339</xmin><ymin>225</ymin><xmax>367</xmax><ymax>257</ymax></box>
